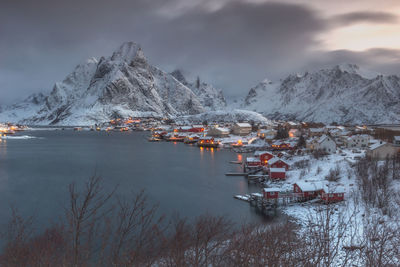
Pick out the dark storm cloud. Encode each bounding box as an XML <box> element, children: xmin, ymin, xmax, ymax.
<box><xmin>331</xmin><ymin>11</ymin><xmax>398</xmax><ymax>27</ymax></box>
<box><xmin>300</xmin><ymin>48</ymin><xmax>400</xmax><ymax>76</ymax></box>
<box><xmin>1</xmin><ymin>0</ymin><xmax>399</xmax><ymax>105</ymax></box>
<box><xmin>0</xmin><ymin>0</ymin><xmax>327</xmax><ymax>103</ymax></box>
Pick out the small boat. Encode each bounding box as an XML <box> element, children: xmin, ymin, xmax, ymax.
<box><xmin>148</xmin><ymin>137</ymin><xmax>162</xmax><ymax>142</ymax></box>
<box><xmin>74</xmin><ymin>127</ymin><xmax>83</xmax><ymax>131</ymax></box>
<box><xmin>184</xmin><ymin>135</ymin><xmax>199</xmax><ymax>144</ymax></box>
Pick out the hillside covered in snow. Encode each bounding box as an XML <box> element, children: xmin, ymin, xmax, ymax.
<box><xmin>243</xmin><ymin>64</ymin><xmax>400</xmax><ymax>124</ymax></box>
<box><xmin>174</xmin><ymin>109</ymin><xmax>272</xmax><ymax>125</ymax></box>
<box><xmin>0</xmin><ymin>42</ymin><xmax>226</xmax><ymax>125</ymax></box>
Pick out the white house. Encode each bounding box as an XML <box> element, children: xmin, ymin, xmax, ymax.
<box><xmin>257</xmin><ymin>129</ymin><xmax>277</xmax><ymax>140</ymax></box>
<box><xmin>232</xmin><ymin>123</ymin><xmax>252</xmax><ymax>136</ymax></box>
<box><xmin>207</xmin><ymin>126</ymin><xmax>230</xmax><ymax>137</ymax></box>
<box><xmin>345</xmin><ymin>134</ymin><xmax>371</xmax><ymax>148</ymax></box>
<box><xmin>311</xmin><ymin>135</ymin><xmax>337</xmax><ymax>153</ymax></box>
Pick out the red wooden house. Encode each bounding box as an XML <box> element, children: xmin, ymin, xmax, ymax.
<box><xmin>190</xmin><ymin>125</ymin><xmax>205</xmax><ymax>133</ymax></box>
<box><xmin>175</xmin><ymin>125</ymin><xmax>205</xmax><ymax>133</ymax></box>
<box><xmin>293</xmin><ymin>181</ymin><xmax>324</xmax><ymax>200</ymax></box>
<box><xmin>254</xmin><ymin>151</ymin><xmax>274</xmax><ymax>165</ymax></box>
<box><xmin>271</xmin><ymin>141</ymin><xmax>291</xmax><ymax>150</ymax></box>
<box><xmin>269</xmin><ymin>168</ymin><xmax>286</xmax><ymax>179</ymax></box>
<box><xmin>268</xmin><ymin>157</ymin><xmax>290</xmax><ymax>170</ymax></box>
<box><xmin>246</xmin><ymin>157</ymin><xmax>262</xmax><ymax>167</ymax></box>
<box><xmin>320</xmin><ymin>185</ymin><xmax>345</xmax><ymax>203</ymax></box>
<box><xmin>263</xmin><ymin>188</ymin><xmax>280</xmax><ymax>200</ymax></box>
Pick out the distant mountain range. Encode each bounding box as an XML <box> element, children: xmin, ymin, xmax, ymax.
<box><xmin>0</xmin><ymin>42</ymin><xmax>226</xmax><ymax>125</ymax></box>
<box><xmin>242</xmin><ymin>64</ymin><xmax>400</xmax><ymax>124</ymax></box>
<box><xmin>1</xmin><ymin>42</ymin><xmax>399</xmax><ymax>125</ymax></box>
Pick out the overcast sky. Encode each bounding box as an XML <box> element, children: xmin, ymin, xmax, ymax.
<box><xmin>1</xmin><ymin>0</ymin><xmax>400</xmax><ymax>104</ymax></box>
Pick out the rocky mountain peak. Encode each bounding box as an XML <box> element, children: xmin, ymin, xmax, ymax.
<box><xmin>171</xmin><ymin>69</ymin><xmax>188</xmax><ymax>86</ymax></box>
<box><xmin>110</xmin><ymin>42</ymin><xmax>146</xmax><ymax>65</ymax></box>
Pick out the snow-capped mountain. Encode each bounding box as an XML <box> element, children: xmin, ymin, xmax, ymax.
<box><xmin>243</xmin><ymin>64</ymin><xmax>400</xmax><ymax>124</ymax></box>
<box><xmin>0</xmin><ymin>42</ymin><xmax>225</xmax><ymax>125</ymax></box>
<box><xmin>170</xmin><ymin>70</ymin><xmax>226</xmax><ymax>110</ymax></box>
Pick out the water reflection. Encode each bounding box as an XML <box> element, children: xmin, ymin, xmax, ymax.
<box><xmin>0</xmin><ymin>139</ymin><xmax>7</xmax><ymax>157</ymax></box>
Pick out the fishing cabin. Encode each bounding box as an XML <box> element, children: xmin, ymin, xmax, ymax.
<box><xmin>254</xmin><ymin>151</ymin><xmax>274</xmax><ymax>165</ymax></box>
<box><xmin>263</xmin><ymin>188</ymin><xmax>280</xmax><ymax>200</ymax></box>
<box><xmin>268</xmin><ymin>157</ymin><xmax>290</xmax><ymax>171</ymax></box>
<box><xmin>320</xmin><ymin>185</ymin><xmax>345</xmax><ymax>203</ymax></box>
<box><xmin>269</xmin><ymin>168</ymin><xmax>286</xmax><ymax>180</ymax></box>
<box><xmin>293</xmin><ymin>181</ymin><xmax>324</xmax><ymax>200</ymax></box>
<box><xmin>246</xmin><ymin>157</ymin><xmax>262</xmax><ymax>167</ymax></box>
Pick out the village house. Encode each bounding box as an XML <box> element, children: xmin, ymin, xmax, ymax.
<box><xmin>288</xmin><ymin>128</ymin><xmax>300</xmax><ymax>138</ymax></box>
<box><xmin>207</xmin><ymin>126</ymin><xmax>230</xmax><ymax>137</ymax></box>
<box><xmin>308</xmin><ymin>128</ymin><xmax>325</xmax><ymax>137</ymax></box>
<box><xmin>271</xmin><ymin>140</ymin><xmax>294</xmax><ymax>150</ymax></box>
<box><xmin>269</xmin><ymin>168</ymin><xmax>286</xmax><ymax>179</ymax></box>
<box><xmin>320</xmin><ymin>185</ymin><xmax>345</xmax><ymax>203</ymax></box>
<box><xmin>283</xmin><ymin>121</ymin><xmax>301</xmax><ymax>129</ymax></box>
<box><xmin>309</xmin><ymin>135</ymin><xmax>337</xmax><ymax>153</ymax></box>
<box><xmin>257</xmin><ymin>129</ymin><xmax>277</xmax><ymax>140</ymax></box>
<box><xmin>246</xmin><ymin>157</ymin><xmax>262</xmax><ymax>167</ymax></box>
<box><xmin>268</xmin><ymin>157</ymin><xmax>290</xmax><ymax>170</ymax></box>
<box><xmin>345</xmin><ymin>134</ymin><xmax>371</xmax><ymax>149</ymax></box>
<box><xmin>232</xmin><ymin>122</ymin><xmax>252</xmax><ymax>136</ymax></box>
<box><xmin>263</xmin><ymin>188</ymin><xmax>280</xmax><ymax>200</ymax></box>
<box><xmin>366</xmin><ymin>141</ymin><xmax>399</xmax><ymax>159</ymax></box>
<box><xmin>293</xmin><ymin>181</ymin><xmax>324</xmax><ymax>201</ymax></box>
<box><xmin>254</xmin><ymin>151</ymin><xmax>274</xmax><ymax>165</ymax></box>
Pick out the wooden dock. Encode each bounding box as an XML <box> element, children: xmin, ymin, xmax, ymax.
<box><xmin>225</xmin><ymin>172</ymin><xmax>248</xmax><ymax>176</ymax></box>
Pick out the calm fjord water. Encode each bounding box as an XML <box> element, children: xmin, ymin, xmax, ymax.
<box><xmin>0</xmin><ymin>130</ymin><xmax>268</xmax><ymax>228</ymax></box>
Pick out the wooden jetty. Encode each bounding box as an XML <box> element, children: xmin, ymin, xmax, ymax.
<box><xmin>225</xmin><ymin>172</ymin><xmax>248</xmax><ymax>176</ymax></box>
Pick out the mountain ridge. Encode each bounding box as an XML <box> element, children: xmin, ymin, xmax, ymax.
<box><xmin>242</xmin><ymin>63</ymin><xmax>400</xmax><ymax>124</ymax></box>
<box><xmin>0</xmin><ymin>42</ymin><xmax>226</xmax><ymax>125</ymax></box>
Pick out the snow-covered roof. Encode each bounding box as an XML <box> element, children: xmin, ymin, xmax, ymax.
<box><xmin>192</xmin><ymin>125</ymin><xmax>204</xmax><ymax>128</ymax></box>
<box><xmin>322</xmin><ymin>184</ymin><xmax>345</xmax><ymax>194</ymax></box>
<box><xmin>263</xmin><ymin>187</ymin><xmax>281</xmax><ymax>192</ymax></box>
<box><xmin>369</xmin><ymin>141</ymin><xmax>386</xmax><ymax>150</ymax></box>
<box><xmin>269</xmin><ymin>168</ymin><xmax>286</xmax><ymax>173</ymax></box>
<box><xmin>254</xmin><ymin>150</ymin><xmax>273</xmax><ymax>156</ymax></box>
<box><xmin>178</xmin><ymin>126</ymin><xmax>191</xmax><ymax>130</ymax></box>
<box><xmin>268</xmin><ymin>157</ymin><xmax>290</xmax><ymax>166</ymax></box>
<box><xmin>235</xmin><ymin>122</ymin><xmax>252</xmax><ymax>128</ymax></box>
<box><xmin>246</xmin><ymin>157</ymin><xmax>261</xmax><ymax>162</ymax></box>
<box><xmin>318</xmin><ymin>134</ymin><xmax>335</xmax><ymax>144</ymax></box>
<box><xmin>214</xmin><ymin>127</ymin><xmax>230</xmax><ymax>133</ymax></box>
<box><xmin>295</xmin><ymin>181</ymin><xmax>324</xmax><ymax>192</ymax></box>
